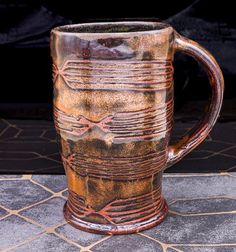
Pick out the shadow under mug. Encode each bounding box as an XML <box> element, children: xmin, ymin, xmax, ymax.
<box><xmin>50</xmin><ymin>21</ymin><xmax>224</xmax><ymax>234</ymax></box>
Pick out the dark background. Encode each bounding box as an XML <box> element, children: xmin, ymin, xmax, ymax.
<box><xmin>0</xmin><ymin>0</ymin><xmax>235</xmax><ymax>120</ymax></box>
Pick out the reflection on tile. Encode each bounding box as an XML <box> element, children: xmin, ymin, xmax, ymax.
<box><xmin>184</xmin><ymin>150</ymin><xmax>213</xmax><ymax>159</ymax></box>
<box><xmin>0</xmin><ymin>154</ymin><xmax>62</xmax><ymax>173</ymax></box>
<box><xmin>0</xmin><ymin>142</ymin><xmax>59</xmax><ymax>155</ymax></box>
<box><xmin>1</xmin><ymin>127</ymin><xmax>19</xmax><ymax>139</ymax></box>
<box><xmin>0</xmin><ymin>215</ymin><xmax>43</xmax><ymax>251</ymax></box>
<box><xmin>0</xmin><ymin>152</ymin><xmax>236</xmax><ymax>250</ymax></box>
<box><xmin>0</xmin><ymin>180</ymin><xmax>52</xmax><ymax>210</ymax></box>
<box><xmin>11</xmin><ymin>233</ymin><xmax>80</xmax><ymax>252</ymax></box>
<box><xmin>195</xmin><ymin>140</ymin><xmax>234</xmax><ymax>152</ymax></box>
<box><xmin>42</xmin><ymin>129</ymin><xmax>57</xmax><ymax>140</ymax></box>
<box><xmin>168</xmin><ymin>154</ymin><xmax>236</xmax><ymax>173</ymax></box>
<box><xmin>91</xmin><ymin>234</ymin><xmax>163</xmax><ymax>252</ymax></box>
<box><xmin>0</xmin><ymin>119</ymin><xmax>63</xmax><ymax>174</ymax></box>
<box><xmin>20</xmin><ymin>197</ymin><xmax>66</xmax><ymax>228</ymax></box>
<box><xmin>209</xmin><ymin>123</ymin><xmax>236</xmax><ymax>144</ymax></box>
<box><xmin>222</xmin><ymin>146</ymin><xmax>236</xmax><ymax>157</ymax></box>
<box><xmin>55</xmin><ymin>223</ymin><xmax>106</xmax><ymax>247</ymax></box>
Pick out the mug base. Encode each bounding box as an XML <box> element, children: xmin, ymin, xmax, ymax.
<box><xmin>63</xmin><ymin>199</ymin><xmax>168</xmax><ymax>235</ymax></box>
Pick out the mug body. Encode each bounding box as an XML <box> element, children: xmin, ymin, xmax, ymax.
<box><xmin>51</xmin><ymin>22</ymin><xmax>174</xmax><ymax>234</ymax></box>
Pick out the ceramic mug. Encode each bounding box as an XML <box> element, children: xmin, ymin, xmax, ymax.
<box><xmin>50</xmin><ymin>21</ymin><xmax>224</xmax><ymax>234</ymax></box>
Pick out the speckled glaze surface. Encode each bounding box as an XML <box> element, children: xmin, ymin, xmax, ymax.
<box><xmin>50</xmin><ymin>21</ymin><xmax>224</xmax><ymax>234</ymax></box>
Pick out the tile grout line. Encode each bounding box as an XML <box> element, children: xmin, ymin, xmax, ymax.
<box><xmin>169</xmin><ymin>209</ymin><xmax>236</xmax><ymax>217</ymax></box>
<box><xmin>17</xmin><ymin>195</ymin><xmax>56</xmax><ymax>213</ymax></box>
<box><xmin>12</xmin><ymin>129</ymin><xmax>22</xmax><ymax>138</ymax></box>
<box><xmin>1</xmin><ymin>218</ymin><xmax>72</xmax><ymax>251</ymax></box>
<box><xmin>209</xmin><ymin>139</ymin><xmax>236</xmax><ymax>146</ymax></box>
<box><xmin>139</xmin><ymin>234</ymin><xmax>236</xmax><ymax>249</ymax></box>
<box><xmin>1</xmin><ymin>207</ymin><xmax>83</xmax><ymax>251</ymax></box>
<box><xmin>17</xmin><ymin>213</ymin><xmax>47</xmax><ymax>229</ymax></box>
<box><xmin>22</xmin><ymin>174</ymin><xmax>32</xmax><ymax>179</ymax></box>
<box><xmin>207</xmin><ymin>145</ymin><xmax>236</xmax><ymax>156</ymax></box>
<box><xmin>0</xmin><ymin>182</ymin><xmax>68</xmax><ymax>221</ymax></box>
<box><xmin>15</xmin><ymin>188</ymin><xmax>67</xmax><ymax>213</ymax></box>
<box><xmin>35</xmin><ymin>154</ymin><xmax>62</xmax><ymax>164</ymax></box>
<box><xmin>138</xmin><ymin>233</ymin><xmax>166</xmax><ymax>250</ymax></box>
<box><xmin>0</xmin><ymin>125</ymin><xmax>10</xmax><ymax>137</ymax></box>
<box><xmin>0</xmin><ymin>213</ymin><xmax>11</xmax><ymax>221</ymax></box>
<box><xmin>139</xmin><ymin>233</ymin><xmax>183</xmax><ymax>252</ymax></box>
<box><xmin>2</xmin><ymin>232</ymin><xmax>46</xmax><ymax>252</ymax></box>
<box><xmin>217</xmin><ymin>152</ymin><xmax>236</xmax><ymax>160</ymax></box>
<box><xmin>29</xmin><ymin>177</ymin><xmax>58</xmax><ymax>195</ymax></box>
<box><xmin>226</xmin><ymin>172</ymin><xmax>236</xmax><ymax>178</ymax></box>
<box><xmin>0</xmin><ymin>178</ymin><xmax>26</xmax><ymax>181</ymax></box>
<box><xmin>60</xmin><ymin>195</ymin><xmax>68</xmax><ymax>200</ymax></box>
<box><xmin>171</xmin><ymin>243</ymin><xmax>236</xmax><ymax>247</ymax></box>
<box><xmin>26</xmin><ymin>165</ymin><xmax>63</xmax><ymax>173</ymax></box>
<box><xmin>225</xmin><ymin>165</ymin><xmax>236</xmax><ymax>172</ymax></box>
<box><xmin>3</xmin><ymin>199</ymin><xmax>85</xmax><ymax>251</ymax></box>
<box><xmin>163</xmin><ymin>172</ymin><xmax>228</xmax><ymax>177</ymax></box>
<box><xmin>0</xmin><ymin>140</ymin><xmax>56</xmax><ymax>143</ymax></box>
<box><xmin>0</xmin><ymin>195</ymin><xmax>57</xmax><ymax>217</ymax></box>
<box><xmin>168</xmin><ymin>195</ymin><xmax>236</xmax><ymax>206</ymax></box>
<box><xmin>39</xmin><ymin>130</ymin><xmax>47</xmax><ymax>138</ymax></box>
<box><xmin>85</xmin><ymin>235</ymin><xmax>112</xmax><ymax>250</ymax></box>
<box><xmin>53</xmin><ymin>230</ymin><xmax>84</xmax><ymax>250</ymax></box>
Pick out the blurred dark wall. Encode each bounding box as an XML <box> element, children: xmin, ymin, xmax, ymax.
<box><xmin>0</xmin><ymin>0</ymin><xmax>235</xmax><ymax>119</ymax></box>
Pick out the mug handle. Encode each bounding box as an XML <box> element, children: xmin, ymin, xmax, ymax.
<box><xmin>166</xmin><ymin>33</ymin><xmax>224</xmax><ymax>168</ymax></box>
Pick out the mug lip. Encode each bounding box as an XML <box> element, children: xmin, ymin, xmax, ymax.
<box><xmin>52</xmin><ymin>21</ymin><xmax>172</xmax><ymax>36</ymax></box>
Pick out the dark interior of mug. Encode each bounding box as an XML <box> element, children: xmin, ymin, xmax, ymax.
<box><xmin>55</xmin><ymin>22</ymin><xmax>169</xmax><ymax>33</ymax></box>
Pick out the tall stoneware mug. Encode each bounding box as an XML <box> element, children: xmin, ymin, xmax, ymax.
<box><xmin>50</xmin><ymin>21</ymin><xmax>224</xmax><ymax>234</ymax></box>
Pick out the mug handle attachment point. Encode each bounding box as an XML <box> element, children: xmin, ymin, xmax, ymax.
<box><xmin>166</xmin><ymin>33</ymin><xmax>224</xmax><ymax>168</ymax></box>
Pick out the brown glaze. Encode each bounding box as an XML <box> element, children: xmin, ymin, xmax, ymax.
<box><xmin>50</xmin><ymin>21</ymin><xmax>224</xmax><ymax>234</ymax></box>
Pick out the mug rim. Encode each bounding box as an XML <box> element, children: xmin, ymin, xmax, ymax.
<box><xmin>52</xmin><ymin>21</ymin><xmax>172</xmax><ymax>36</ymax></box>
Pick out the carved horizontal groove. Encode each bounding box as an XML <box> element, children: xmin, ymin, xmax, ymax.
<box><xmin>63</xmin><ymin>71</ymin><xmax>172</xmax><ymax>77</ymax></box>
<box><xmin>67</xmin><ymin>186</ymin><xmax>164</xmax><ymax>225</ymax></box>
<box><xmin>54</xmin><ymin>99</ymin><xmax>173</xmax><ymax>142</ymax></box>
<box><xmin>62</xmin><ymin>149</ymin><xmax>166</xmax><ymax>180</ymax></box>
<box><xmin>63</xmin><ymin>78</ymin><xmax>173</xmax><ymax>85</ymax></box>
<box><xmin>53</xmin><ymin>59</ymin><xmax>173</xmax><ymax>91</ymax></box>
<box><xmin>65</xmin><ymin>58</ymin><xmax>172</xmax><ymax>66</ymax></box>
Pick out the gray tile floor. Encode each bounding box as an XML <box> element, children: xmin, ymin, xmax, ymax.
<box><xmin>1</xmin><ymin>173</ymin><xmax>236</xmax><ymax>251</ymax></box>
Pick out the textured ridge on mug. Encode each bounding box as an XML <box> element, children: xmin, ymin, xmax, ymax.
<box><xmin>54</xmin><ymin>98</ymin><xmax>173</xmax><ymax>142</ymax></box>
<box><xmin>61</xmin><ymin>151</ymin><xmax>167</xmax><ymax>180</ymax></box>
<box><xmin>52</xmin><ymin>59</ymin><xmax>173</xmax><ymax>91</ymax></box>
<box><xmin>67</xmin><ymin>186</ymin><xmax>164</xmax><ymax>225</ymax></box>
